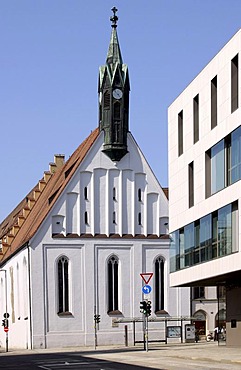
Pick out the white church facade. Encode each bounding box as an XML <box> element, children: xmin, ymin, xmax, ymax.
<box><xmin>0</xmin><ymin>9</ymin><xmax>191</xmax><ymax>350</ymax></box>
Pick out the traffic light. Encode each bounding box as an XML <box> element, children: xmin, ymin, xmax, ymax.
<box><xmin>146</xmin><ymin>301</ymin><xmax>152</xmax><ymax>316</ymax></box>
<box><xmin>2</xmin><ymin>318</ymin><xmax>8</xmax><ymax>327</ymax></box>
<box><xmin>94</xmin><ymin>314</ymin><xmax>100</xmax><ymax>324</ymax></box>
<box><xmin>140</xmin><ymin>300</ymin><xmax>147</xmax><ymax>314</ymax></box>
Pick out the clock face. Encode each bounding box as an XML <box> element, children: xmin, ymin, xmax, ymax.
<box><xmin>113</xmin><ymin>88</ymin><xmax>123</xmax><ymax>99</ymax></box>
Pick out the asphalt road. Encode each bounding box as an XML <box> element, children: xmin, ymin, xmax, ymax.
<box><xmin>0</xmin><ymin>351</ymin><xmax>160</xmax><ymax>370</ymax></box>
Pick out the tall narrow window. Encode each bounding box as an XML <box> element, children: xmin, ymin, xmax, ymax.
<box><xmin>84</xmin><ymin>187</ymin><xmax>88</xmax><ymax>200</ymax></box>
<box><xmin>58</xmin><ymin>256</ymin><xmax>69</xmax><ymax>314</ymax></box>
<box><xmin>188</xmin><ymin>161</ymin><xmax>194</xmax><ymax>208</ymax></box>
<box><xmin>178</xmin><ymin>110</ymin><xmax>183</xmax><ymax>156</ymax></box>
<box><xmin>84</xmin><ymin>211</ymin><xmax>88</xmax><ymax>225</ymax></box>
<box><xmin>113</xmin><ymin>187</ymin><xmax>116</xmax><ymax>201</ymax></box>
<box><xmin>104</xmin><ymin>90</ymin><xmax>110</xmax><ymax>109</ymax></box>
<box><xmin>138</xmin><ymin>212</ymin><xmax>142</xmax><ymax>225</ymax></box>
<box><xmin>107</xmin><ymin>256</ymin><xmax>119</xmax><ymax>312</ymax></box>
<box><xmin>211</xmin><ymin>76</ymin><xmax>217</xmax><ymax>129</ymax></box>
<box><xmin>231</xmin><ymin>54</ymin><xmax>238</xmax><ymax>113</ymax></box>
<box><xmin>138</xmin><ymin>188</ymin><xmax>142</xmax><ymax>202</ymax></box>
<box><xmin>155</xmin><ymin>256</ymin><xmax>165</xmax><ymax>312</ymax></box>
<box><xmin>193</xmin><ymin>94</ymin><xmax>199</xmax><ymax>143</ymax></box>
<box><xmin>113</xmin><ymin>211</ymin><xmax>116</xmax><ymax>224</ymax></box>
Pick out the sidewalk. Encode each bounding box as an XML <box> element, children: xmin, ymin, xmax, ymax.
<box><xmin>1</xmin><ymin>341</ymin><xmax>241</xmax><ymax>369</ymax></box>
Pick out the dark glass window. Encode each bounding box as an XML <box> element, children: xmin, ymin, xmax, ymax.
<box><xmin>155</xmin><ymin>256</ymin><xmax>164</xmax><ymax>312</ymax></box>
<box><xmin>113</xmin><ymin>211</ymin><xmax>116</xmax><ymax>224</ymax></box>
<box><xmin>211</xmin><ymin>76</ymin><xmax>217</xmax><ymax>129</ymax></box>
<box><xmin>170</xmin><ymin>201</ymin><xmax>237</xmax><ymax>272</ymax></box>
<box><xmin>188</xmin><ymin>161</ymin><xmax>194</xmax><ymax>208</ymax></box>
<box><xmin>84</xmin><ymin>187</ymin><xmax>88</xmax><ymax>200</ymax></box>
<box><xmin>193</xmin><ymin>94</ymin><xmax>199</xmax><ymax>143</ymax></box>
<box><xmin>178</xmin><ymin>110</ymin><xmax>183</xmax><ymax>156</ymax></box>
<box><xmin>231</xmin><ymin>54</ymin><xmax>238</xmax><ymax>113</ymax></box>
<box><xmin>57</xmin><ymin>256</ymin><xmax>69</xmax><ymax>313</ymax></box>
<box><xmin>107</xmin><ymin>256</ymin><xmax>119</xmax><ymax>312</ymax></box>
<box><xmin>193</xmin><ymin>287</ymin><xmax>205</xmax><ymax>299</ymax></box>
<box><xmin>211</xmin><ymin>140</ymin><xmax>225</xmax><ymax>194</ymax></box>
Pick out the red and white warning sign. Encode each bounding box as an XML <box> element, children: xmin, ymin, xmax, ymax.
<box><xmin>140</xmin><ymin>272</ymin><xmax>153</xmax><ymax>284</ymax></box>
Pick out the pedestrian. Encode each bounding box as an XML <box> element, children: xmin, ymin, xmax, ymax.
<box><xmin>214</xmin><ymin>326</ymin><xmax>218</xmax><ymax>341</ymax></box>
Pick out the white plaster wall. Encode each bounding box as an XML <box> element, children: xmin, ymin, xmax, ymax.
<box><xmin>0</xmin><ymin>248</ymin><xmax>30</xmax><ymax>350</ymax></box>
<box><xmin>168</xmin><ymin>29</ymin><xmax>241</xmax><ymax>286</ymax></box>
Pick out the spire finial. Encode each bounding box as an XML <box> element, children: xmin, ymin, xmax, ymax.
<box><xmin>110</xmin><ymin>7</ymin><xmax>118</xmax><ymax>28</ymax></box>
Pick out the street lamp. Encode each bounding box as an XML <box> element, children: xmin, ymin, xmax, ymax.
<box><xmin>0</xmin><ymin>269</ymin><xmax>8</xmax><ymax>352</ymax></box>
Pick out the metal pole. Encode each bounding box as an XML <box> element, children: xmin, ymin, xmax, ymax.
<box><xmin>0</xmin><ymin>269</ymin><xmax>8</xmax><ymax>352</ymax></box>
<box><xmin>94</xmin><ymin>305</ymin><xmax>97</xmax><ymax>350</ymax></box>
<box><xmin>145</xmin><ymin>315</ymin><xmax>148</xmax><ymax>352</ymax></box>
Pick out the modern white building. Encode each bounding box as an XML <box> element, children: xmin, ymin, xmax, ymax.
<box><xmin>0</xmin><ymin>10</ymin><xmax>190</xmax><ymax>350</ymax></box>
<box><xmin>168</xmin><ymin>29</ymin><xmax>241</xmax><ymax>346</ymax></box>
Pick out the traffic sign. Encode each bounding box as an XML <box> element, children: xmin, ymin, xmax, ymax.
<box><xmin>4</xmin><ymin>327</ymin><xmax>9</xmax><ymax>332</ymax></box>
<box><xmin>140</xmin><ymin>273</ymin><xmax>153</xmax><ymax>284</ymax></box>
<box><xmin>142</xmin><ymin>285</ymin><xmax>152</xmax><ymax>294</ymax></box>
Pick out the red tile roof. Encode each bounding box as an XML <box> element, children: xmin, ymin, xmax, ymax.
<box><xmin>0</xmin><ymin>128</ymin><xmax>99</xmax><ymax>263</ymax></box>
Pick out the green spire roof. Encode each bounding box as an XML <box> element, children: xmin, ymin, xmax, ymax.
<box><xmin>106</xmin><ymin>27</ymin><xmax>123</xmax><ymax>65</ymax></box>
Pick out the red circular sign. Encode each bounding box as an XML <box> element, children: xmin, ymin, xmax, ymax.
<box><xmin>4</xmin><ymin>327</ymin><xmax>9</xmax><ymax>332</ymax></box>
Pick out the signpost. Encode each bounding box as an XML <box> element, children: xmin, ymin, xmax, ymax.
<box><xmin>140</xmin><ymin>273</ymin><xmax>153</xmax><ymax>352</ymax></box>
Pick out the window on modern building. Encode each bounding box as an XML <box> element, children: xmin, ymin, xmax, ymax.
<box><xmin>193</xmin><ymin>94</ymin><xmax>199</xmax><ymax>143</ymax></box>
<box><xmin>206</xmin><ymin>125</ymin><xmax>241</xmax><ymax>197</ymax></box>
<box><xmin>170</xmin><ymin>201</ymin><xmax>237</xmax><ymax>272</ymax></box>
<box><xmin>188</xmin><ymin>161</ymin><xmax>194</xmax><ymax>208</ymax></box>
<box><xmin>154</xmin><ymin>256</ymin><xmax>164</xmax><ymax>312</ymax></box>
<box><xmin>107</xmin><ymin>255</ymin><xmax>119</xmax><ymax>312</ymax></box>
<box><xmin>211</xmin><ymin>76</ymin><xmax>217</xmax><ymax>129</ymax></box>
<box><xmin>206</xmin><ymin>139</ymin><xmax>225</xmax><ymax>197</ymax></box>
<box><xmin>231</xmin><ymin>54</ymin><xmax>239</xmax><ymax>113</ymax></box>
<box><xmin>193</xmin><ymin>287</ymin><xmax>205</xmax><ymax>300</ymax></box>
<box><xmin>84</xmin><ymin>211</ymin><xmax>88</xmax><ymax>225</ymax></box>
<box><xmin>57</xmin><ymin>256</ymin><xmax>69</xmax><ymax>314</ymax></box>
<box><xmin>138</xmin><ymin>188</ymin><xmax>142</xmax><ymax>202</ymax></box>
<box><xmin>178</xmin><ymin>110</ymin><xmax>183</xmax><ymax>156</ymax></box>
<box><xmin>84</xmin><ymin>187</ymin><xmax>88</xmax><ymax>200</ymax></box>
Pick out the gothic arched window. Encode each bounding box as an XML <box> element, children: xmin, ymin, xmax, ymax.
<box><xmin>155</xmin><ymin>256</ymin><xmax>165</xmax><ymax>312</ymax></box>
<box><xmin>57</xmin><ymin>256</ymin><xmax>69</xmax><ymax>314</ymax></box>
<box><xmin>107</xmin><ymin>255</ymin><xmax>119</xmax><ymax>312</ymax></box>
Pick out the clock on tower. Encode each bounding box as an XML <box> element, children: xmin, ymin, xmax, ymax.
<box><xmin>98</xmin><ymin>7</ymin><xmax>130</xmax><ymax>161</ymax></box>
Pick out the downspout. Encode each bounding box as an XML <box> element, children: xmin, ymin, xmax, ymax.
<box><xmin>27</xmin><ymin>242</ymin><xmax>33</xmax><ymax>349</ymax></box>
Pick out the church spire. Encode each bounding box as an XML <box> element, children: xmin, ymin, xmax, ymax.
<box><xmin>98</xmin><ymin>8</ymin><xmax>130</xmax><ymax>162</ymax></box>
<box><xmin>106</xmin><ymin>7</ymin><xmax>123</xmax><ymax>65</ymax></box>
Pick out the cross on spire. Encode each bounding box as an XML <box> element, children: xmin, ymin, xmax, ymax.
<box><xmin>110</xmin><ymin>7</ymin><xmax>118</xmax><ymax>28</ymax></box>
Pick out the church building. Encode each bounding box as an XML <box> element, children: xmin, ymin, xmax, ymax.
<box><xmin>0</xmin><ymin>9</ymin><xmax>189</xmax><ymax>350</ymax></box>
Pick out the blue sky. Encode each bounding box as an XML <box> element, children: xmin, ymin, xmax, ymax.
<box><xmin>1</xmin><ymin>0</ymin><xmax>241</xmax><ymax>222</ymax></box>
